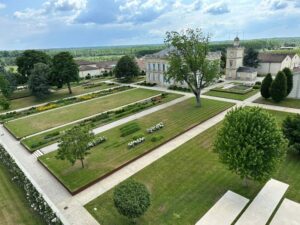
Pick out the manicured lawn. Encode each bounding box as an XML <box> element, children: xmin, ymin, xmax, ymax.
<box><xmin>5</xmin><ymin>88</ymin><xmax>161</xmax><ymax>139</ymax></box>
<box><xmin>85</xmin><ymin>109</ymin><xmax>300</xmax><ymax>225</ymax></box>
<box><xmin>1</xmin><ymin>82</ymin><xmax>117</xmax><ymax>112</ymax></box>
<box><xmin>0</xmin><ymin>164</ymin><xmax>44</xmax><ymax>225</ymax></box>
<box><xmin>203</xmin><ymin>89</ymin><xmax>259</xmax><ymax>101</ymax></box>
<box><xmin>39</xmin><ymin>98</ymin><xmax>234</xmax><ymax>193</ymax></box>
<box><xmin>21</xmin><ymin>93</ymin><xmax>181</xmax><ymax>152</ymax></box>
<box><xmin>255</xmin><ymin>97</ymin><xmax>300</xmax><ymax>109</ymax></box>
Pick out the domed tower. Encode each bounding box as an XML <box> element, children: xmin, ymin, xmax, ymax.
<box><xmin>225</xmin><ymin>36</ymin><xmax>245</xmax><ymax>79</ymax></box>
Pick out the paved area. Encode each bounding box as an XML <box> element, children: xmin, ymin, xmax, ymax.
<box><xmin>235</xmin><ymin>179</ymin><xmax>289</xmax><ymax>225</ymax></box>
<box><xmin>195</xmin><ymin>191</ymin><xmax>249</xmax><ymax>225</ymax></box>
<box><xmin>270</xmin><ymin>199</ymin><xmax>300</xmax><ymax>225</ymax></box>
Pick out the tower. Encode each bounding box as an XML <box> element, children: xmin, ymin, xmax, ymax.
<box><xmin>225</xmin><ymin>37</ymin><xmax>245</xmax><ymax>79</ymax></box>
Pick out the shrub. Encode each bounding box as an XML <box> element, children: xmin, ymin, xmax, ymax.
<box><xmin>0</xmin><ymin>97</ymin><xmax>10</xmax><ymax>110</ymax></box>
<box><xmin>113</xmin><ymin>180</ymin><xmax>150</xmax><ymax>221</ymax></box>
<box><xmin>150</xmin><ymin>135</ymin><xmax>164</xmax><ymax>142</ymax></box>
<box><xmin>88</xmin><ymin>136</ymin><xmax>107</xmax><ymax>148</ymax></box>
<box><xmin>270</xmin><ymin>71</ymin><xmax>287</xmax><ymax>102</ymax></box>
<box><xmin>283</xmin><ymin>67</ymin><xmax>293</xmax><ymax>96</ymax></box>
<box><xmin>44</xmin><ymin>131</ymin><xmax>60</xmax><ymax>140</ymax></box>
<box><xmin>128</xmin><ymin>137</ymin><xmax>145</xmax><ymax>148</ymax></box>
<box><xmin>260</xmin><ymin>73</ymin><xmax>273</xmax><ymax>99</ymax></box>
<box><xmin>85</xmin><ymin>74</ymin><xmax>92</xmax><ymax>80</ymax></box>
<box><xmin>282</xmin><ymin>114</ymin><xmax>300</xmax><ymax>154</ymax></box>
<box><xmin>120</xmin><ymin>122</ymin><xmax>141</xmax><ymax>137</ymax></box>
<box><xmin>147</xmin><ymin>122</ymin><xmax>164</xmax><ymax>133</ymax></box>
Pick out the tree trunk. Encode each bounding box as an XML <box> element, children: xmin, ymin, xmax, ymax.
<box><xmin>195</xmin><ymin>91</ymin><xmax>201</xmax><ymax>107</ymax></box>
<box><xmin>80</xmin><ymin>159</ymin><xmax>84</xmax><ymax>168</ymax></box>
<box><xmin>67</xmin><ymin>82</ymin><xmax>72</xmax><ymax>94</ymax></box>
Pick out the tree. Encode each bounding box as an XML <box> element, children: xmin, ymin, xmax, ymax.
<box><xmin>113</xmin><ymin>180</ymin><xmax>150</xmax><ymax>222</ymax></box>
<box><xmin>56</xmin><ymin>126</ymin><xmax>94</xmax><ymax>168</ymax></box>
<box><xmin>51</xmin><ymin>52</ymin><xmax>79</xmax><ymax>93</ymax></box>
<box><xmin>28</xmin><ymin>63</ymin><xmax>51</xmax><ymax>99</ymax></box>
<box><xmin>243</xmin><ymin>48</ymin><xmax>260</xmax><ymax>68</ymax></box>
<box><xmin>282</xmin><ymin>67</ymin><xmax>293</xmax><ymax>96</ymax></box>
<box><xmin>164</xmin><ymin>28</ymin><xmax>220</xmax><ymax>107</ymax></box>
<box><xmin>214</xmin><ymin>107</ymin><xmax>287</xmax><ymax>186</ymax></box>
<box><xmin>282</xmin><ymin>114</ymin><xmax>300</xmax><ymax>154</ymax></box>
<box><xmin>270</xmin><ymin>71</ymin><xmax>287</xmax><ymax>102</ymax></box>
<box><xmin>260</xmin><ymin>73</ymin><xmax>273</xmax><ymax>99</ymax></box>
<box><xmin>16</xmin><ymin>50</ymin><xmax>51</xmax><ymax>83</ymax></box>
<box><xmin>115</xmin><ymin>55</ymin><xmax>140</xmax><ymax>82</ymax></box>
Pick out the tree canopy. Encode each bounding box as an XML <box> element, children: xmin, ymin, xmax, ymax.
<box><xmin>214</xmin><ymin>107</ymin><xmax>287</xmax><ymax>185</ymax></box>
<box><xmin>282</xmin><ymin>67</ymin><xmax>293</xmax><ymax>96</ymax></box>
<box><xmin>28</xmin><ymin>63</ymin><xmax>51</xmax><ymax>99</ymax></box>
<box><xmin>51</xmin><ymin>52</ymin><xmax>79</xmax><ymax>93</ymax></box>
<box><xmin>270</xmin><ymin>71</ymin><xmax>287</xmax><ymax>102</ymax></box>
<box><xmin>56</xmin><ymin>126</ymin><xmax>94</xmax><ymax>168</ymax></box>
<box><xmin>282</xmin><ymin>114</ymin><xmax>300</xmax><ymax>154</ymax></box>
<box><xmin>243</xmin><ymin>48</ymin><xmax>260</xmax><ymax>68</ymax></box>
<box><xmin>164</xmin><ymin>28</ymin><xmax>220</xmax><ymax>106</ymax></box>
<box><xmin>260</xmin><ymin>73</ymin><xmax>273</xmax><ymax>99</ymax></box>
<box><xmin>114</xmin><ymin>55</ymin><xmax>140</xmax><ymax>82</ymax></box>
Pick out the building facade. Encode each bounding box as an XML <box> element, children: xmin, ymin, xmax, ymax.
<box><xmin>76</xmin><ymin>60</ymin><xmax>116</xmax><ymax>78</ymax></box>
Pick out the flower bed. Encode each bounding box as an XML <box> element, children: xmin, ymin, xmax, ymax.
<box><xmin>88</xmin><ymin>136</ymin><xmax>107</xmax><ymax>149</ymax></box>
<box><xmin>0</xmin><ymin>145</ymin><xmax>62</xmax><ymax>225</ymax></box>
<box><xmin>147</xmin><ymin>122</ymin><xmax>164</xmax><ymax>133</ymax></box>
<box><xmin>137</xmin><ymin>81</ymin><xmax>157</xmax><ymax>87</ymax></box>
<box><xmin>168</xmin><ymin>85</ymin><xmax>191</xmax><ymax>93</ymax></box>
<box><xmin>128</xmin><ymin>137</ymin><xmax>145</xmax><ymax>148</ymax></box>
<box><xmin>0</xmin><ymin>86</ymin><xmax>131</xmax><ymax>123</ymax></box>
<box><xmin>84</xmin><ymin>82</ymin><xmax>115</xmax><ymax>89</ymax></box>
<box><xmin>211</xmin><ymin>84</ymin><xmax>253</xmax><ymax>95</ymax></box>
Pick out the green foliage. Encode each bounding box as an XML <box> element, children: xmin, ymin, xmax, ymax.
<box><xmin>120</xmin><ymin>122</ymin><xmax>141</xmax><ymax>137</ymax></box>
<box><xmin>51</xmin><ymin>52</ymin><xmax>79</xmax><ymax>93</ymax></box>
<box><xmin>56</xmin><ymin>126</ymin><xmax>94</xmax><ymax>168</ymax></box>
<box><xmin>270</xmin><ymin>71</ymin><xmax>287</xmax><ymax>102</ymax></box>
<box><xmin>16</xmin><ymin>50</ymin><xmax>51</xmax><ymax>83</ymax></box>
<box><xmin>113</xmin><ymin>180</ymin><xmax>150</xmax><ymax>220</ymax></box>
<box><xmin>214</xmin><ymin>107</ymin><xmax>287</xmax><ymax>183</ymax></box>
<box><xmin>0</xmin><ymin>96</ymin><xmax>10</xmax><ymax>110</ymax></box>
<box><xmin>28</xmin><ymin>63</ymin><xmax>51</xmax><ymax>99</ymax></box>
<box><xmin>115</xmin><ymin>55</ymin><xmax>140</xmax><ymax>81</ymax></box>
<box><xmin>243</xmin><ymin>48</ymin><xmax>260</xmax><ymax>68</ymax></box>
<box><xmin>283</xmin><ymin>67</ymin><xmax>293</xmax><ymax>95</ymax></box>
<box><xmin>282</xmin><ymin>114</ymin><xmax>300</xmax><ymax>154</ymax></box>
<box><xmin>260</xmin><ymin>73</ymin><xmax>273</xmax><ymax>99</ymax></box>
<box><xmin>165</xmin><ymin>28</ymin><xmax>220</xmax><ymax>106</ymax></box>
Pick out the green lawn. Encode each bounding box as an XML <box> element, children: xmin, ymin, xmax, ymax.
<box><xmin>255</xmin><ymin>97</ymin><xmax>300</xmax><ymax>109</ymax></box>
<box><xmin>1</xmin><ymin>82</ymin><xmax>117</xmax><ymax>112</ymax></box>
<box><xmin>39</xmin><ymin>98</ymin><xmax>234</xmax><ymax>193</ymax></box>
<box><xmin>85</xmin><ymin>109</ymin><xmax>300</xmax><ymax>225</ymax></box>
<box><xmin>0</xmin><ymin>164</ymin><xmax>44</xmax><ymax>225</ymax></box>
<box><xmin>5</xmin><ymin>88</ymin><xmax>161</xmax><ymax>139</ymax></box>
<box><xmin>203</xmin><ymin>89</ymin><xmax>259</xmax><ymax>101</ymax></box>
<box><xmin>21</xmin><ymin>93</ymin><xmax>181</xmax><ymax>152</ymax></box>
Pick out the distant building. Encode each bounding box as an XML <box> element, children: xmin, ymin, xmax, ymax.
<box><xmin>76</xmin><ymin>60</ymin><xmax>116</xmax><ymax>78</ymax></box>
<box><xmin>144</xmin><ymin>47</ymin><xmax>221</xmax><ymax>87</ymax></box>
<box><xmin>225</xmin><ymin>37</ymin><xmax>257</xmax><ymax>81</ymax></box>
<box><xmin>289</xmin><ymin>67</ymin><xmax>300</xmax><ymax>99</ymax></box>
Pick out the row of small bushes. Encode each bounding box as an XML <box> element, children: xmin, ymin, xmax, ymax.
<box><xmin>120</xmin><ymin>122</ymin><xmax>141</xmax><ymax>137</ymax></box>
<box><xmin>168</xmin><ymin>85</ymin><xmax>191</xmax><ymax>93</ymax></box>
<box><xmin>0</xmin><ymin>86</ymin><xmax>132</xmax><ymax>123</ymax></box>
<box><xmin>0</xmin><ymin>145</ymin><xmax>62</xmax><ymax>225</ymax></box>
<box><xmin>137</xmin><ymin>81</ymin><xmax>157</xmax><ymax>87</ymax></box>
<box><xmin>83</xmin><ymin>82</ymin><xmax>115</xmax><ymax>89</ymax></box>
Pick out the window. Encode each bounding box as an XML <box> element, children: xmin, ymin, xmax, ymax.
<box><xmin>230</xmin><ymin>60</ymin><xmax>233</xmax><ymax>67</ymax></box>
<box><xmin>148</xmin><ymin>63</ymin><xmax>151</xmax><ymax>71</ymax></box>
<box><xmin>158</xmin><ymin>63</ymin><xmax>161</xmax><ymax>71</ymax></box>
<box><xmin>153</xmin><ymin>64</ymin><xmax>156</xmax><ymax>71</ymax></box>
<box><xmin>163</xmin><ymin>64</ymin><xmax>166</xmax><ymax>72</ymax></box>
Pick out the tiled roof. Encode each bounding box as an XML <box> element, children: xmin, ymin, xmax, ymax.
<box><xmin>258</xmin><ymin>53</ymin><xmax>290</xmax><ymax>63</ymax></box>
<box><xmin>237</xmin><ymin>66</ymin><xmax>257</xmax><ymax>73</ymax></box>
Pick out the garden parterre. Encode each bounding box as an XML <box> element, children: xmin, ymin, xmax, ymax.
<box><xmin>39</xmin><ymin>98</ymin><xmax>234</xmax><ymax>193</ymax></box>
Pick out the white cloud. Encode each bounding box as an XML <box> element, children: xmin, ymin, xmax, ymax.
<box><xmin>0</xmin><ymin>2</ymin><xmax>6</xmax><ymax>9</ymax></box>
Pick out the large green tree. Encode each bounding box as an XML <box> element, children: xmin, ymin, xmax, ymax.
<box><xmin>56</xmin><ymin>126</ymin><xmax>94</xmax><ymax>168</ymax></box>
<box><xmin>214</xmin><ymin>107</ymin><xmax>287</xmax><ymax>186</ymax></box>
<box><xmin>28</xmin><ymin>63</ymin><xmax>51</xmax><ymax>99</ymax></box>
<box><xmin>113</xmin><ymin>180</ymin><xmax>150</xmax><ymax>222</ymax></box>
<box><xmin>260</xmin><ymin>73</ymin><xmax>273</xmax><ymax>99</ymax></box>
<box><xmin>51</xmin><ymin>52</ymin><xmax>79</xmax><ymax>93</ymax></box>
<box><xmin>282</xmin><ymin>114</ymin><xmax>300</xmax><ymax>154</ymax></box>
<box><xmin>115</xmin><ymin>55</ymin><xmax>140</xmax><ymax>82</ymax></box>
<box><xmin>243</xmin><ymin>48</ymin><xmax>260</xmax><ymax>68</ymax></box>
<box><xmin>270</xmin><ymin>71</ymin><xmax>287</xmax><ymax>102</ymax></box>
<box><xmin>164</xmin><ymin>28</ymin><xmax>220</xmax><ymax>106</ymax></box>
<box><xmin>282</xmin><ymin>67</ymin><xmax>293</xmax><ymax>96</ymax></box>
<box><xmin>16</xmin><ymin>50</ymin><xmax>51</xmax><ymax>83</ymax></box>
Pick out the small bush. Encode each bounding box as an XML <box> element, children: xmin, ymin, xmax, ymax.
<box><xmin>151</xmin><ymin>135</ymin><xmax>164</xmax><ymax>142</ymax></box>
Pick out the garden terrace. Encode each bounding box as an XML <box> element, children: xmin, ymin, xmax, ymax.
<box><xmin>1</xmin><ymin>82</ymin><xmax>116</xmax><ymax>113</ymax></box>
<box><xmin>5</xmin><ymin>88</ymin><xmax>162</xmax><ymax>139</ymax></box>
<box><xmin>39</xmin><ymin>98</ymin><xmax>234</xmax><ymax>194</ymax></box>
<box><xmin>21</xmin><ymin>93</ymin><xmax>180</xmax><ymax>152</ymax></box>
<box><xmin>254</xmin><ymin>97</ymin><xmax>300</xmax><ymax>109</ymax></box>
<box><xmin>85</xmin><ymin>109</ymin><xmax>300</xmax><ymax>225</ymax></box>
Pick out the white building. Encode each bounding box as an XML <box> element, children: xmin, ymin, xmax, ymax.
<box><xmin>76</xmin><ymin>60</ymin><xmax>116</xmax><ymax>78</ymax></box>
<box><xmin>289</xmin><ymin>67</ymin><xmax>300</xmax><ymax>99</ymax></box>
<box><xmin>144</xmin><ymin>48</ymin><xmax>221</xmax><ymax>87</ymax></box>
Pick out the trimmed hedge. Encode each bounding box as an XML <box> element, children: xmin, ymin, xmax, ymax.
<box><xmin>0</xmin><ymin>145</ymin><xmax>62</xmax><ymax>225</ymax></box>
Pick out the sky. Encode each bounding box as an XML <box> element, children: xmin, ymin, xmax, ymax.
<box><xmin>0</xmin><ymin>0</ymin><xmax>300</xmax><ymax>50</ymax></box>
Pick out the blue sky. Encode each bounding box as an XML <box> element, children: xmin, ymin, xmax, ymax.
<box><xmin>0</xmin><ymin>0</ymin><xmax>300</xmax><ymax>50</ymax></box>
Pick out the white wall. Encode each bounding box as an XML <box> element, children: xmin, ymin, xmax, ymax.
<box><xmin>289</xmin><ymin>73</ymin><xmax>300</xmax><ymax>99</ymax></box>
<box><xmin>79</xmin><ymin>69</ymin><xmax>100</xmax><ymax>78</ymax></box>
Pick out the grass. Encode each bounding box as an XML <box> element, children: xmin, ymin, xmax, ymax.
<box><xmin>5</xmin><ymin>88</ymin><xmax>161</xmax><ymax>139</ymax></box>
<box><xmin>85</xmin><ymin>109</ymin><xmax>300</xmax><ymax>225</ymax></box>
<box><xmin>255</xmin><ymin>97</ymin><xmax>300</xmax><ymax>109</ymax></box>
<box><xmin>0</xmin><ymin>164</ymin><xmax>44</xmax><ymax>225</ymax></box>
<box><xmin>39</xmin><ymin>98</ymin><xmax>234</xmax><ymax>193</ymax></box>
<box><xmin>203</xmin><ymin>89</ymin><xmax>259</xmax><ymax>101</ymax></box>
<box><xmin>1</xmin><ymin>82</ymin><xmax>117</xmax><ymax>112</ymax></box>
<box><xmin>21</xmin><ymin>93</ymin><xmax>180</xmax><ymax>152</ymax></box>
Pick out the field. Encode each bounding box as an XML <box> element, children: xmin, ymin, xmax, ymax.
<box><xmin>85</xmin><ymin>109</ymin><xmax>300</xmax><ymax>225</ymax></box>
<box><xmin>39</xmin><ymin>98</ymin><xmax>234</xmax><ymax>193</ymax></box>
<box><xmin>255</xmin><ymin>97</ymin><xmax>300</xmax><ymax>109</ymax></box>
<box><xmin>21</xmin><ymin>93</ymin><xmax>180</xmax><ymax>152</ymax></box>
<box><xmin>0</xmin><ymin>164</ymin><xmax>44</xmax><ymax>225</ymax></box>
<box><xmin>5</xmin><ymin>88</ymin><xmax>162</xmax><ymax>139</ymax></box>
